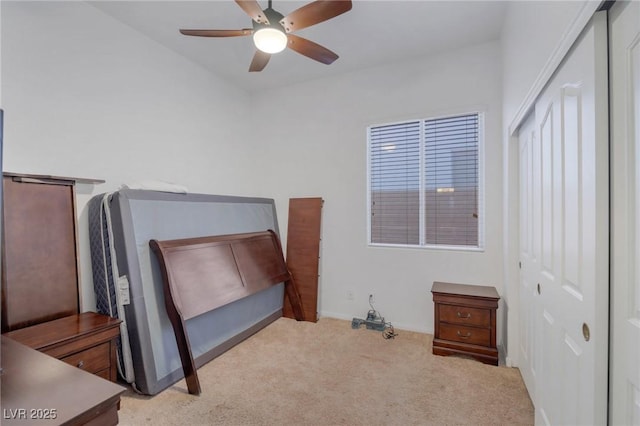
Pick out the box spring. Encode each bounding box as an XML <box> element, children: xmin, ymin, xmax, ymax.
<box><xmin>88</xmin><ymin>189</ymin><xmax>283</xmax><ymax>395</ymax></box>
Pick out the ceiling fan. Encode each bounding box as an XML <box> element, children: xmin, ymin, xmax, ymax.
<box><xmin>179</xmin><ymin>0</ymin><xmax>352</xmax><ymax>72</ymax></box>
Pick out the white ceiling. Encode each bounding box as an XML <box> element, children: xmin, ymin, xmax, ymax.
<box><xmin>91</xmin><ymin>1</ymin><xmax>507</xmax><ymax>93</ymax></box>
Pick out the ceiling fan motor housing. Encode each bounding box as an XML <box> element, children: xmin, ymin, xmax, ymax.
<box><xmin>252</xmin><ymin>7</ymin><xmax>286</xmax><ymax>34</ymax></box>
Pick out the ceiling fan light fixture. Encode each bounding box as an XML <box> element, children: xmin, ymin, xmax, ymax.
<box><xmin>253</xmin><ymin>27</ymin><xmax>287</xmax><ymax>54</ymax></box>
<box><xmin>180</xmin><ymin>0</ymin><xmax>352</xmax><ymax>72</ymax></box>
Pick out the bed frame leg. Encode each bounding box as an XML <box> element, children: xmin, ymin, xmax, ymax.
<box><xmin>176</xmin><ymin>326</ymin><xmax>201</xmax><ymax>396</ymax></box>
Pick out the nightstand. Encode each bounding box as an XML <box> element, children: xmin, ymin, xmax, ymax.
<box><xmin>431</xmin><ymin>281</ymin><xmax>500</xmax><ymax>365</ymax></box>
<box><xmin>4</xmin><ymin>312</ymin><xmax>121</xmax><ymax>382</ymax></box>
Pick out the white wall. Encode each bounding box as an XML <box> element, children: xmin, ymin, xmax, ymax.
<box><xmin>250</xmin><ymin>41</ymin><xmax>504</xmax><ymax>333</ymax></box>
<box><xmin>1</xmin><ymin>1</ymin><xmax>254</xmax><ymax>310</ymax></box>
<box><xmin>2</xmin><ymin>1</ymin><xmax>504</xmax><ymax>336</ymax></box>
<box><xmin>500</xmin><ymin>0</ymin><xmax>597</xmax><ymax>365</ymax></box>
<box><xmin>502</xmin><ymin>1</ymin><xmax>595</xmax><ymax>127</ymax></box>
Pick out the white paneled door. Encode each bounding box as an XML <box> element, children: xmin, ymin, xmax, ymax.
<box><xmin>518</xmin><ymin>112</ymin><xmax>537</xmax><ymax>403</ymax></box>
<box><xmin>518</xmin><ymin>12</ymin><xmax>609</xmax><ymax>426</ymax></box>
<box><xmin>610</xmin><ymin>1</ymin><xmax>640</xmax><ymax>424</ymax></box>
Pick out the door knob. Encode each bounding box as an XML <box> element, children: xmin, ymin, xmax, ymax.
<box><xmin>582</xmin><ymin>323</ymin><xmax>590</xmax><ymax>342</ymax></box>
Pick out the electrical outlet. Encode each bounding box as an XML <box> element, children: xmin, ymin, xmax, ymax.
<box><xmin>347</xmin><ymin>290</ymin><xmax>354</xmax><ymax>301</ymax></box>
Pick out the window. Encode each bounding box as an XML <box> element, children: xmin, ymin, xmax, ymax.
<box><xmin>367</xmin><ymin>113</ymin><xmax>483</xmax><ymax>249</ymax></box>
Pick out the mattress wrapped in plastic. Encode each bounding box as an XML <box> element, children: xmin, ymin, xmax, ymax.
<box><xmin>88</xmin><ymin>189</ymin><xmax>283</xmax><ymax>395</ymax></box>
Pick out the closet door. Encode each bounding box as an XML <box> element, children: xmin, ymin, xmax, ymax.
<box><xmin>609</xmin><ymin>1</ymin><xmax>640</xmax><ymax>424</ymax></box>
<box><xmin>518</xmin><ymin>12</ymin><xmax>609</xmax><ymax>426</ymax></box>
<box><xmin>518</xmin><ymin>112</ymin><xmax>538</xmax><ymax>403</ymax></box>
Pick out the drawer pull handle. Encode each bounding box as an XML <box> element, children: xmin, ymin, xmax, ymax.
<box><xmin>77</xmin><ymin>360</ymin><xmax>84</xmax><ymax>368</ymax></box>
<box><xmin>456</xmin><ymin>331</ymin><xmax>472</xmax><ymax>339</ymax></box>
<box><xmin>457</xmin><ymin>312</ymin><xmax>471</xmax><ymax>319</ymax></box>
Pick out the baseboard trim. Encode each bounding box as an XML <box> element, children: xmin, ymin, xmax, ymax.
<box><xmin>319</xmin><ymin>310</ymin><xmax>431</xmax><ymax>334</ymax></box>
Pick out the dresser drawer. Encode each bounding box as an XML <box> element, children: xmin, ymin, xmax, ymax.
<box><xmin>439</xmin><ymin>304</ymin><xmax>490</xmax><ymax>327</ymax></box>
<box><xmin>439</xmin><ymin>323</ymin><xmax>491</xmax><ymax>347</ymax></box>
<box><xmin>95</xmin><ymin>368</ymin><xmax>111</xmax><ymax>381</ymax></box>
<box><xmin>61</xmin><ymin>342</ymin><xmax>110</xmax><ymax>374</ymax></box>
<box><xmin>4</xmin><ymin>312</ymin><xmax>121</xmax><ymax>381</ymax></box>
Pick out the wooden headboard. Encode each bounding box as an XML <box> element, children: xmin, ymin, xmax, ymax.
<box><xmin>149</xmin><ymin>230</ymin><xmax>303</xmax><ymax>395</ymax></box>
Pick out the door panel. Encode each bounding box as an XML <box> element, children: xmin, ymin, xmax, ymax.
<box><xmin>610</xmin><ymin>1</ymin><xmax>640</xmax><ymax>424</ymax></box>
<box><xmin>518</xmin><ymin>12</ymin><xmax>609</xmax><ymax>426</ymax></box>
<box><xmin>562</xmin><ymin>88</ymin><xmax>582</xmax><ymax>294</ymax></box>
<box><xmin>519</xmin><ymin>113</ymin><xmax>537</xmax><ymax>400</ymax></box>
<box><xmin>540</xmin><ymin>105</ymin><xmax>554</xmax><ymax>277</ymax></box>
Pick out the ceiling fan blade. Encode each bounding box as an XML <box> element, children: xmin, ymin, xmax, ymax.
<box><xmin>280</xmin><ymin>0</ymin><xmax>352</xmax><ymax>33</ymax></box>
<box><xmin>249</xmin><ymin>50</ymin><xmax>271</xmax><ymax>72</ymax></box>
<box><xmin>287</xmin><ymin>34</ymin><xmax>338</xmax><ymax>65</ymax></box>
<box><xmin>179</xmin><ymin>29</ymin><xmax>253</xmax><ymax>37</ymax></box>
<box><xmin>235</xmin><ymin>0</ymin><xmax>270</xmax><ymax>24</ymax></box>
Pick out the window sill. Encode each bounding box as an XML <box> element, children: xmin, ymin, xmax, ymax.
<box><xmin>368</xmin><ymin>243</ymin><xmax>485</xmax><ymax>253</ymax></box>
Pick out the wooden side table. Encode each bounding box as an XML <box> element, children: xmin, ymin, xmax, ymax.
<box><xmin>4</xmin><ymin>312</ymin><xmax>121</xmax><ymax>382</ymax></box>
<box><xmin>431</xmin><ymin>281</ymin><xmax>500</xmax><ymax>365</ymax></box>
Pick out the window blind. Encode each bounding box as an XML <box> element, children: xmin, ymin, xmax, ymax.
<box><xmin>368</xmin><ymin>113</ymin><xmax>482</xmax><ymax>248</ymax></box>
<box><xmin>424</xmin><ymin>114</ymin><xmax>479</xmax><ymax>246</ymax></box>
<box><xmin>369</xmin><ymin>121</ymin><xmax>420</xmax><ymax>245</ymax></box>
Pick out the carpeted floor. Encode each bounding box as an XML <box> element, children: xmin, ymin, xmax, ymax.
<box><xmin>117</xmin><ymin>317</ymin><xmax>533</xmax><ymax>425</ymax></box>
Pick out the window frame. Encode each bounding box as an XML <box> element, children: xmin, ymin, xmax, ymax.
<box><xmin>366</xmin><ymin>111</ymin><xmax>485</xmax><ymax>251</ymax></box>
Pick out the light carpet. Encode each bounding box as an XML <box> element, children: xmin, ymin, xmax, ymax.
<box><xmin>118</xmin><ymin>317</ymin><xmax>533</xmax><ymax>425</ymax></box>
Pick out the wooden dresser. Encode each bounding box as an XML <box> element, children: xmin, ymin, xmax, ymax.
<box><xmin>0</xmin><ymin>173</ymin><xmax>124</xmax><ymax>424</ymax></box>
<box><xmin>431</xmin><ymin>281</ymin><xmax>500</xmax><ymax>366</ymax></box>
<box><xmin>1</xmin><ymin>173</ymin><xmax>121</xmax><ymax>382</ymax></box>
<box><xmin>4</xmin><ymin>312</ymin><xmax>122</xmax><ymax>382</ymax></box>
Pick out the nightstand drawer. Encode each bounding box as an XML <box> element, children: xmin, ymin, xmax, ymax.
<box><xmin>439</xmin><ymin>323</ymin><xmax>491</xmax><ymax>346</ymax></box>
<box><xmin>61</xmin><ymin>342</ymin><xmax>110</xmax><ymax>374</ymax></box>
<box><xmin>4</xmin><ymin>312</ymin><xmax>122</xmax><ymax>382</ymax></box>
<box><xmin>439</xmin><ymin>305</ymin><xmax>490</xmax><ymax>327</ymax></box>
